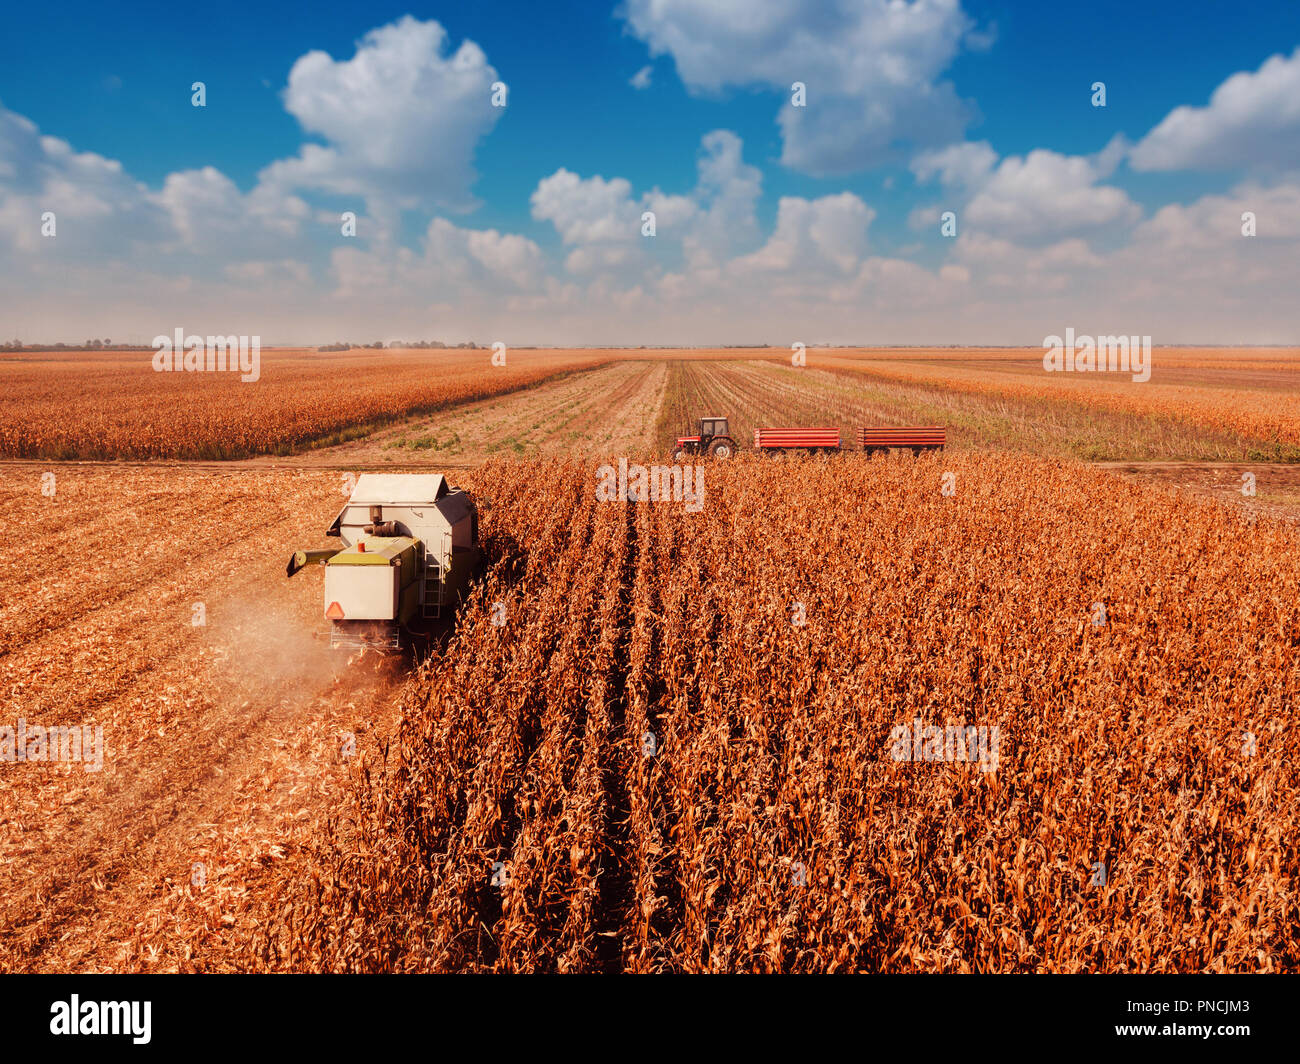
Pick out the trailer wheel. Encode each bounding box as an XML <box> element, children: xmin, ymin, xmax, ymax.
<box><xmin>709</xmin><ymin>439</ymin><xmax>735</xmax><ymax>459</ymax></box>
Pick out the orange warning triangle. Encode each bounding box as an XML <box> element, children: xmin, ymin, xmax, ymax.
<box><xmin>325</xmin><ymin>601</ymin><xmax>345</xmax><ymax>619</ymax></box>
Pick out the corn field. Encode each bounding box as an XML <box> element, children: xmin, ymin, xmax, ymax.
<box><xmin>823</xmin><ymin>355</ymin><xmax>1300</xmax><ymax>455</ymax></box>
<box><xmin>254</xmin><ymin>453</ymin><xmax>1300</xmax><ymax>972</ymax></box>
<box><xmin>0</xmin><ymin>349</ymin><xmax>608</xmax><ymax>460</ymax></box>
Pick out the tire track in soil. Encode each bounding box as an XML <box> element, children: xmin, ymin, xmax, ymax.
<box><xmin>0</xmin><ymin>492</ymin><xmax>292</xmax><ymax>657</ymax></box>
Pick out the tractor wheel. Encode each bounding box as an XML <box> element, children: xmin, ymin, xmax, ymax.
<box><xmin>672</xmin><ymin>447</ymin><xmax>687</xmax><ymax>463</ymax></box>
<box><xmin>709</xmin><ymin>439</ymin><xmax>735</xmax><ymax>459</ymax></box>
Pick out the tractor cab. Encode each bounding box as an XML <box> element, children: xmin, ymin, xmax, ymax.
<box><xmin>673</xmin><ymin>415</ymin><xmax>737</xmax><ymax>461</ymax></box>
<box><xmin>699</xmin><ymin>417</ymin><xmax>729</xmax><ymax>441</ymax></box>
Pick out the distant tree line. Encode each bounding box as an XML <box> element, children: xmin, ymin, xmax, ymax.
<box><xmin>316</xmin><ymin>340</ymin><xmax>487</xmax><ymax>351</ymax></box>
<box><xmin>1</xmin><ymin>339</ymin><xmax>130</xmax><ymax>351</ymax></box>
<box><xmin>370</xmin><ymin>340</ymin><xmax>485</xmax><ymax>350</ymax></box>
<box><xmin>0</xmin><ymin>339</ymin><xmax>492</xmax><ymax>353</ymax></box>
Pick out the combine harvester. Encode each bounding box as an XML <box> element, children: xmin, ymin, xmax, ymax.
<box><xmin>286</xmin><ymin>473</ymin><xmax>480</xmax><ymax>651</ymax></box>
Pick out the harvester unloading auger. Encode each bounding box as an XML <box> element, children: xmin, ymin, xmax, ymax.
<box><xmin>287</xmin><ymin>473</ymin><xmax>481</xmax><ymax>651</ymax></box>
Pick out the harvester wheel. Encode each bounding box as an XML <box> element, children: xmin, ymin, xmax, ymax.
<box><xmin>709</xmin><ymin>439</ymin><xmax>735</xmax><ymax>459</ymax></box>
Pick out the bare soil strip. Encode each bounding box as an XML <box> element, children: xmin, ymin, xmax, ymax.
<box><xmin>293</xmin><ymin>360</ymin><xmax>667</xmax><ymax>467</ymax></box>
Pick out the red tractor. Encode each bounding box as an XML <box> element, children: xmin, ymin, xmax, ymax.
<box><xmin>672</xmin><ymin>416</ymin><xmax>738</xmax><ymax>461</ymax></box>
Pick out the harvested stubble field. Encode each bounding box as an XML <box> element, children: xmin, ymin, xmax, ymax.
<box><xmin>322</xmin><ymin>359</ymin><xmax>667</xmax><ymax>468</ymax></box>
<box><xmin>0</xmin><ymin>467</ymin><xmax>408</xmax><ymax>971</ymax></box>
<box><xmin>251</xmin><ymin>454</ymin><xmax>1300</xmax><ymax>973</ymax></box>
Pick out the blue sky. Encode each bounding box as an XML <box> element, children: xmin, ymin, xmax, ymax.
<box><xmin>2</xmin><ymin>1</ymin><xmax>1299</xmax><ymax>343</ymax></box>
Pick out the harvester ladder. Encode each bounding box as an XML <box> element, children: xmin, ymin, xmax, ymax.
<box><xmin>421</xmin><ymin>550</ymin><xmax>443</xmax><ymax>619</ymax></box>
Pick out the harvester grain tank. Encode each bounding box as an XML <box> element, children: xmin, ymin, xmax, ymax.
<box><xmin>286</xmin><ymin>473</ymin><xmax>480</xmax><ymax>650</ymax></box>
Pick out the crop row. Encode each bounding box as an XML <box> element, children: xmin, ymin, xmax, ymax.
<box><xmin>254</xmin><ymin>452</ymin><xmax>1300</xmax><ymax>972</ymax></box>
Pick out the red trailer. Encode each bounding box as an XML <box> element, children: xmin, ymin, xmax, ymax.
<box><xmin>858</xmin><ymin>426</ymin><xmax>946</xmax><ymax>455</ymax></box>
<box><xmin>753</xmin><ymin>427</ymin><xmax>842</xmax><ymax>455</ymax></box>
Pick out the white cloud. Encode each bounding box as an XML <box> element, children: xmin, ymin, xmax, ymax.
<box><xmin>911</xmin><ymin>140</ymin><xmax>998</xmax><ymax>189</ymax></box>
<box><xmin>968</xmin><ymin>149</ymin><xmax>1138</xmax><ymax>242</ymax></box>
<box><xmin>907</xmin><ymin>204</ymin><xmax>942</xmax><ymax>231</ymax></box>
<box><xmin>462</xmin><ymin>225</ymin><xmax>546</xmax><ymax>289</ymax></box>
<box><xmin>1131</xmin><ymin>179</ymin><xmax>1300</xmax><ymax>247</ymax></box>
<box><xmin>621</xmin><ymin>0</ymin><xmax>979</xmax><ymax>174</ymax></box>
<box><xmin>5</xmin><ymin>37</ymin><xmax>1300</xmax><ymax>348</ymax></box>
<box><xmin>681</xmin><ymin>130</ymin><xmax>762</xmax><ymax>267</ymax></box>
<box><xmin>260</xmin><ymin>17</ymin><xmax>501</xmax><ymax>212</ymax></box>
<box><xmin>328</xmin><ymin>216</ymin><xmax>548</xmax><ymax>302</ymax></box>
<box><xmin>530</xmin><ymin>170</ymin><xmax>645</xmax><ymax>247</ymax></box>
<box><xmin>0</xmin><ymin>107</ymin><xmax>170</xmax><ymax>257</ymax></box>
<box><xmin>1131</xmin><ymin>46</ymin><xmax>1300</xmax><ymax>171</ymax></box>
<box><xmin>0</xmin><ymin>108</ymin><xmax>313</xmax><ymax>268</ymax></box>
<box><xmin>914</xmin><ymin>143</ymin><xmax>1140</xmax><ymax>244</ymax></box>
<box><xmin>529</xmin><ymin>131</ymin><xmax>767</xmax><ymax>280</ymax></box>
<box><xmin>630</xmin><ymin>65</ymin><xmax>653</xmax><ymax>90</ymax></box>
<box><xmin>731</xmin><ymin>192</ymin><xmax>873</xmax><ymax>275</ymax></box>
<box><xmin>953</xmin><ymin>232</ymin><xmax>1104</xmax><ymax>291</ymax></box>
<box><xmin>528</xmin><ymin>168</ymin><xmax>665</xmax><ymax>278</ymax></box>
<box><xmin>159</xmin><ymin>167</ymin><xmax>311</xmax><ymax>254</ymax></box>
<box><xmin>779</xmin><ymin>81</ymin><xmax>970</xmax><ymax>176</ymax></box>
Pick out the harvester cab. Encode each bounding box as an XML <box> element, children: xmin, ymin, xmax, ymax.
<box><xmin>672</xmin><ymin>416</ymin><xmax>736</xmax><ymax>461</ymax></box>
<box><xmin>286</xmin><ymin>473</ymin><xmax>481</xmax><ymax>651</ymax></box>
